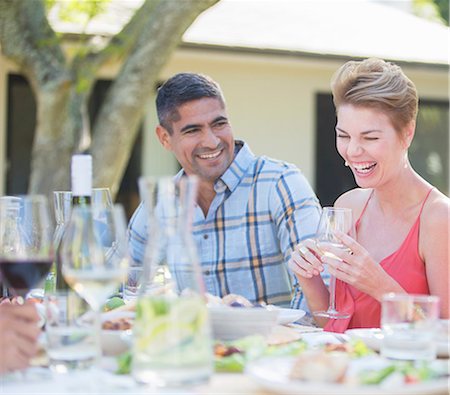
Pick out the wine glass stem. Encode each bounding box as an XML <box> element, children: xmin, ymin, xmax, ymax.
<box><xmin>329</xmin><ymin>275</ymin><xmax>337</xmax><ymax>312</ymax></box>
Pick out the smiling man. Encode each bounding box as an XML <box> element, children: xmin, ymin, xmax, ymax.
<box><xmin>128</xmin><ymin>73</ymin><xmax>322</xmax><ymax>310</ymax></box>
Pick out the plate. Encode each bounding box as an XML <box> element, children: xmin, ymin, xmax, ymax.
<box><xmin>275</xmin><ymin>308</ymin><xmax>306</xmax><ymax>325</ymax></box>
<box><xmin>209</xmin><ymin>306</ymin><xmax>279</xmax><ymax>340</ymax></box>
<box><xmin>246</xmin><ymin>356</ymin><xmax>449</xmax><ymax>395</ymax></box>
<box><xmin>345</xmin><ymin>325</ymin><xmax>450</xmax><ymax>358</ymax></box>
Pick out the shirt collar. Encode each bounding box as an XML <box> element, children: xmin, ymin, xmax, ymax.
<box><xmin>218</xmin><ymin>140</ymin><xmax>254</xmax><ymax>193</ymax></box>
<box><xmin>174</xmin><ymin>140</ymin><xmax>255</xmax><ymax>193</ymax></box>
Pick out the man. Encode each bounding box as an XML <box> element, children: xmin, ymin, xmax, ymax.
<box><xmin>128</xmin><ymin>73</ymin><xmax>321</xmax><ymax>310</ymax></box>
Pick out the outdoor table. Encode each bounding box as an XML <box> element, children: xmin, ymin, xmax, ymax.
<box><xmin>1</xmin><ymin>330</ymin><xmax>447</xmax><ymax>395</ymax></box>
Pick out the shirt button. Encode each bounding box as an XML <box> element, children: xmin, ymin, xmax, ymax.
<box><xmin>203</xmin><ymin>234</ymin><xmax>209</xmax><ymax>240</ymax></box>
<box><xmin>204</xmin><ymin>270</ymin><xmax>211</xmax><ymax>275</ymax></box>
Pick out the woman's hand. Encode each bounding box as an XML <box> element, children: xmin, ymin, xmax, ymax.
<box><xmin>0</xmin><ymin>302</ymin><xmax>41</xmax><ymax>374</ymax></box>
<box><xmin>317</xmin><ymin>231</ymin><xmax>404</xmax><ymax>300</ymax></box>
<box><xmin>288</xmin><ymin>238</ymin><xmax>325</xmax><ymax>279</ymax></box>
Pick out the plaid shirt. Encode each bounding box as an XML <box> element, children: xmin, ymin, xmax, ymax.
<box><xmin>128</xmin><ymin>141</ymin><xmax>322</xmax><ymax>310</ymax></box>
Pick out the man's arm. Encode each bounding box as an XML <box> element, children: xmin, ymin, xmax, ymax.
<box><xmin>270</xmin><ymin>167</ymin><xmax>322</xmax><ymax>310</ymax></box>
<box><xmin>127</xmin><ymin>202</ymin><xmax>148</xmax><ymax>265</ymax></box>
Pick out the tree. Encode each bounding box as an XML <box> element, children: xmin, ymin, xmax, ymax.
<box><xmin>0</xmin><ymin>0</ymin><xmax>219</xmax><ymax>198</ymax></box>
<box><xmin>413</xmin><ymin>0</ymin><xmax>449</xmax><ymax>25</ymax></box>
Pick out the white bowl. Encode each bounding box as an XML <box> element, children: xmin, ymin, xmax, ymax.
<box><xmin>209</xmin><ymin>306</ymin><xmax>279</xmax><ymax>340</ymax></box>
<box><xmin>100</xmin><ymin>310</ymin><xmax>134</xmax><ymax>356</ymax></box>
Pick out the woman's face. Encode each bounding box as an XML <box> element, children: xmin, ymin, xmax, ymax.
<box><xmin>335</xmin><ymin>104</ymin><xmax>411</xmax><ymax>189</ymax></box>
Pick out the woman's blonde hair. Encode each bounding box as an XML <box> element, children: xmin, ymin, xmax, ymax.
<box><xmin>331</xmin><ymin>58</ymin><xmax>418</xmax><ymax>133</ymax></box>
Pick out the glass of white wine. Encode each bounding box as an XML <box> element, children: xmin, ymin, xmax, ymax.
<box><xmin>313</xmin><ymin>207</ymin><xmax>354</xmax><ymax>320</ymax></box>
<box><xmin>60</xmin><ymin>204</ymin><xmax>128</xmax><ymax>363</ymax></box>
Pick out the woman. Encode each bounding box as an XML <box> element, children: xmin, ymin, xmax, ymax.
<box><xmin>289</xmin><ymin>58</ymin><xmax>449</xmax><ymax>332</ymax></box>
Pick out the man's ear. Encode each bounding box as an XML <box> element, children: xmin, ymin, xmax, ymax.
<box><xmin>156</xmin><ymin>125</ymin><xmax>172</xmax><ymax>151</ymax></box>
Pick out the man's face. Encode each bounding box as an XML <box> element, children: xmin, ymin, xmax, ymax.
<box><xmin>157</xmin><ymin>98</ymin><xmax>235</xmax><ymax>183</ymax></box>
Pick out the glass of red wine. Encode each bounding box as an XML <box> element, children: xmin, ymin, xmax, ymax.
<box><xmin>0</xmin><ymin>195</ymin><xmax>53</xmax><ymax>301</ymax></box>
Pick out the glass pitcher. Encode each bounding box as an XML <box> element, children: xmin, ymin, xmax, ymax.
<box><xmin>131</xmin><ymin>176</ymin><xmax>212</xmax><ymax>388</ymax></box>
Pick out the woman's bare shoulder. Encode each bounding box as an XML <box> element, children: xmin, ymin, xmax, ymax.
<box><xmin>334</xmin><ymin>188</ymin><xmax>372</xmax><ymax>210</ymax></box>
<box><xmin>422</xmin><ymin>189</ymin><xmax>450</xmax><ymax>228</ymax></box>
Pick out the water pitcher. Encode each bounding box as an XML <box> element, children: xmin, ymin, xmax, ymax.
<box><xmin>132</xmin><ymin>176</ymin><xmax>212</xmax><ymax>388</ymax></box>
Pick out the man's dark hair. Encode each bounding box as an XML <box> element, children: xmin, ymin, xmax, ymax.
<box><xmin>156</xmin><ymin>72</ymin><xmax>226</xmax><ymax>133</ymax></box>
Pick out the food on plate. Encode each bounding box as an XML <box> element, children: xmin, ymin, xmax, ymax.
<box><xmin>324</xmin><ymin>340</ymin><xmax>373</xmax><ymax>358</ymax></box>
<box><xmin>103</xmin><ymin>296</ymin><xmax>126</xmax><ymax>312</ymax></box>
<box><xmin>354</xmin><ymin>359</ymin><xmax>449</xmax><ymax>386</ymax></box>
<box><xmin>102</xmin><ymin>316</ymin><xmax>133</xmax><ymax>331</ymax></box>
<box><xmin>206</xmin><ymin>293</ymin><xmax>266</xmax><ymax>308</ymax></box>
<box><xmin>215</xmin><ymin>335</ymin><xmax>306</xmax><ymax>373</ymax></box>
<box><xmin>289</xmin><ymin>350</ymin><xmax>350</xmax><ymax>382</ymax></box>
<box><xmin>286</xmin><ymin>344</ymin><xmax>447</xmax><ymax>387</ymax></box>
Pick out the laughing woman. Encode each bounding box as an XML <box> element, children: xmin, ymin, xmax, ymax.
<box><xmin>289</xmin><ymin>58</ymin><xmax>449</xmax><ymax>332</ymax></box>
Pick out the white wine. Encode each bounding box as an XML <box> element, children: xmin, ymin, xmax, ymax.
<box><xmin>318</xmin><ymin>242</ymin><xmax>352</xmax><ymax>261</ymax></box>
<box><xmin>64</xmin><ymin>268</ymin><xmax>126</xmax><ymax>311</ymax></box>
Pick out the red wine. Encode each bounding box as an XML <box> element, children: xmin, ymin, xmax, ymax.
<box><xmin>0</xmin><ymin>259</ymin><xmax>52</xmax><ymax>295</ymax></box>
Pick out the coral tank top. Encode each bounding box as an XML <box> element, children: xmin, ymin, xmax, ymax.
<box><xmin>324</xmin><ymin>189</ymin><xmax>433</xmax><ymax>333</ymax></box>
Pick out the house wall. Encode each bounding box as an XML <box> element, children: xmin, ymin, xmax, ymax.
<box><xmin>0</xmin><ymin>48</ymin><xmax>448</xmax><ymax>194</ymax></box>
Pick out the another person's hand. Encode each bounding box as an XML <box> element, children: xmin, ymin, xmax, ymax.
<box><xmin>0</xmin><ymin>302</ymin><xmax>41</xmax><ymax>374</ymax></box>
<box><xmin>288</xmin><ymin>238</ymin><xmax>325</xmax><ymax>279</ymax></box>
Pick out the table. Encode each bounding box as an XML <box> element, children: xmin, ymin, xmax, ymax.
<box><xmin>0</xmin><ymin>330</ymin><xmax>334</xmax><ymax>395</ymax></box>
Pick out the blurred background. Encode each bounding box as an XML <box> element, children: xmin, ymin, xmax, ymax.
<box><xmin>0</xmin><ymin>0</ymin><xmax>448</xmax><ymax>217</ymax></box>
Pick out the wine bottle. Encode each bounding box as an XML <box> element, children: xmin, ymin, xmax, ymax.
<box><xmin>55</xmin><ymin>154</ymin><xmax>92</xmax><ymax>292</ymax></box>
<box><xmin>71</xmin><ymin>154</ymin><xmax>92</xmax><ymax>206</ymax></box>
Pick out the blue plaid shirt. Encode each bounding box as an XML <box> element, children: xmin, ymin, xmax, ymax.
<box><xmin>128</xmin><ymin>141</ymin><xmax>322</xmax><ymax>310</ymax></box>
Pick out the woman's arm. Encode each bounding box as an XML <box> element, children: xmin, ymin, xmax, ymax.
<box><xmin>420</xmin><ymin>195</ymin><xmax>450</xmax><ymax>318</ymax></box>
<box><xmin>288</xmin><ymin>239</ymin><xmax>330</xmax><ymax>327</ymax></box>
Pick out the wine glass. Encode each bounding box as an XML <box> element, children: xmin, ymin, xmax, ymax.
<box><xmin>60</xmin><ymin>204</ymin><xmax>128</xmax><ymax>361</ymax></box>
<box><xmin>313</xmin><ymin>207</ymin><xmax>354</xmax><ymax>320</ymax></box>
<box><xmin>0</xmin><ymin>195</ymin><xmax>53</xmax><ymax>302</ymax></box>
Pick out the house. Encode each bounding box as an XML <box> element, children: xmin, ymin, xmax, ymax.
<box><xmin>0</xmin><ymin>0</ymin><xmax>448</xmax><ymax>210</ymax></box>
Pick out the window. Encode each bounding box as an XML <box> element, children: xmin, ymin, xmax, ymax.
<box><xmin>410</xmin><ymin>100</ymin><xmax>449</xmax><ymax>195</ymax></box>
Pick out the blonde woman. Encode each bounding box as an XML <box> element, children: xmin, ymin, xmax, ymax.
<box><xmin>289</xmin><ymin>58</ymin><xmax>449</xmax><ymax>332</ymax></box>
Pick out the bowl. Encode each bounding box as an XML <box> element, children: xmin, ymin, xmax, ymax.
<box><xmin>100</xmin><ymin>310</ymin><xmax>135</xmax><ymax>356</ymax></box>
<box><xmin>208</xmin><ymin>306</ymin><xmax>279</xmax><ymax>340</ymax></box>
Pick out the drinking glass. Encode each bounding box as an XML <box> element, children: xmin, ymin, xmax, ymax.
<box><xmin>0</xmin><ymin>195</ymin><xmax>53</xmax><ymax>301</ymax></box>
<box><xmin>313</xmin><ymin>207</ymin><xmax>354</xmax><ymax>319</ymax></box>
<box><xmin>381</xmin><ymin>293</ymin><xmax>440</xmax><ymax>360</ymax></box>
<box><xmin>60</xmin><ymin>204</ymin><xmax>128</xmax><ymax>363</ymax></box>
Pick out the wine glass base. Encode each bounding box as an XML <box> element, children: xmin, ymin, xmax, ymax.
<box><xmin>313</xmin><ymin>310</ymin><xmax>351</xmax><ymax>319</ymax></box>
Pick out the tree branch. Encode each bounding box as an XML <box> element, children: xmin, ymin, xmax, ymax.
<box><xmin>91</xmin><ymin>0</ymin><xmax>219</xmax><ymax>194</ymax></box>
<box><xmin>0</xmin><ymin>0</ymin><xmax>67</xmax><ymax>93</ymax></box>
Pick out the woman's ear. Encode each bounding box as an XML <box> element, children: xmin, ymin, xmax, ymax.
<box><xmin>403</xmin><ymin>120</ymin><xmax>415</xmax><ymax>149</ymax></box>
<box><xmin>156</xmin><ymin>125</ymin><xmax>172</xmax><ymax>151</ymax></box>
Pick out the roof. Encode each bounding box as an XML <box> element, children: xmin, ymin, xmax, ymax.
<box><xmin>49</xmin><ymin>0</ymin><xmax>450</xmax><ymax>66</ymax></box>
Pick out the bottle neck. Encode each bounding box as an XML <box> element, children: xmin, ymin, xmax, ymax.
<box><xmin>71</xmin><ymin>154</ymin><xmax>92</xmax><ymax>205</ymax></box>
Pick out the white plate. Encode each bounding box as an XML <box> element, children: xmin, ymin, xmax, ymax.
<box><xmin>246</xmin><ymin>356</ymin><xmax>449</xmax><ymax>395</ymax></box>
<box><xmin>208</xmin><ymin>306</ymin><xmax>279</xmax><ymax>340</ymax></box>
<box><xmin>275</xmin><ymin>308</ymin><xmax>306</xmax><ymax>325</ymax></box>
<box><xmin>345</xmin><ymin>326</ymin><xmax>449</xmax><ymax>358</ymax></box>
